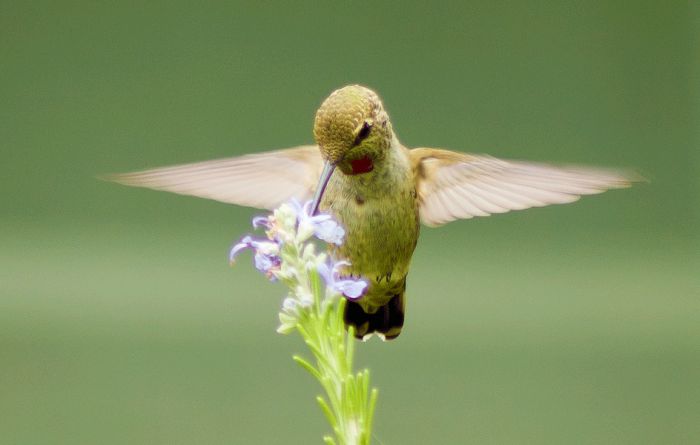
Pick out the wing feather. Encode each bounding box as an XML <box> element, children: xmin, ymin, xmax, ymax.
<box><xmin>104</xmin><ymin>145</ymin><xmax>323</xmax><ymax>210</ymax></box>
<box><xmin>412</xmin><ymin>148</ymin><xmax>636</xmax><ymax>227</ymax></box>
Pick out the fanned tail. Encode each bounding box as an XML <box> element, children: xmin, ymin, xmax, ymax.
<box><xmin>344</xmin><ymin>292</ymin><xmax>405</xmax><ymax>340</ymax></box>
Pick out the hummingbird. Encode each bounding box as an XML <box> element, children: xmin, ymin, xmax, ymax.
<box><xmin>108</xmin><ymin>84</ymin><xmax>635</xmax><ymax>340</ymax></box>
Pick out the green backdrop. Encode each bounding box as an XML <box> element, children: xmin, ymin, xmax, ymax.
<box><xmin>1</xmin><ymin>1</ymin><xmax>698</xmax><ymax>444</ymax></box>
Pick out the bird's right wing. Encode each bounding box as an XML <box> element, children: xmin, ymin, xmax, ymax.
<box><xmin>104</xmin><ymin>145</ymin><xmax>324</xmax><ymax>210</ymax></box>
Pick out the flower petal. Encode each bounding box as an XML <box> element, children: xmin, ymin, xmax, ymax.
<box><xmin>248</xmin><ymin>238</ymin><xmax>280</xmax><ymax>255</ymax></box>
<box><xmin>252</xmin><ymin>216</ymin><xmax>270</xmax><ymax>229</ymax></box>
<box><xmin>229</xmin><ymin>236</ymin><xmax>253</xmax><ymax>262</ymax></box>
<box><xmin>254</xmin><ymin>252</ymin><xmax>272</xmax><ymax>272</ymax></box>
<box><xmin>313</xmin><ymin>219</ymin><xmax>345</xmax><ymax>245</ymax></box>
<box><xmin>334</xmin><ymin>279</ymin><xmax>368</xmax><ymax>300</ymax></box>
<box><xmin>316</xmin><ymin>261</ymin><xmax>332</xmax><ymax>284</ymax></box>
<box><xmin>331</xmin><ymin>260</ymin><xmax>351</xmax><ymax>273</ymax></box>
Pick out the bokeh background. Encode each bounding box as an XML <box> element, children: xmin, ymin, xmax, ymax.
<box><xmin>2</xmin><ymin>1</ymin><xmax>698</xmax><ymax>444</ymax></box>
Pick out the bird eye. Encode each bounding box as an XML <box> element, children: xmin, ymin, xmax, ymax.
<box><xmin>353</xmin><ymin>121</ymin><xmax>372</xmax><ymax>146</ymax></box>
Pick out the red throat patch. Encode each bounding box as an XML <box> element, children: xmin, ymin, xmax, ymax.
<box><xmin>349</xmin><ymin>156</ymin><xmax>374</xmax><ymax>175</ymax></box>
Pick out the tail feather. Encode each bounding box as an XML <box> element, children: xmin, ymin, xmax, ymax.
<box><xmin>344</xmin><ymin>293</ymin><xmax>405</xmax><ymax>340</ymax></box>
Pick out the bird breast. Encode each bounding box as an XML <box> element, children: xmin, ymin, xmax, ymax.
<box><xmin>321</xmin><ymin>144</ymin><xmax>420</xmax><ymax>309</ymax></box>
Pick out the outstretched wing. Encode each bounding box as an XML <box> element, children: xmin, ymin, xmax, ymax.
<box><xmin>412</xmin><ymin>148</ymin><xmax>636</xmax><ymax>227</ymax></box>
<box><xmin>104</xmin><ymin>145</ymin><xmax>324</xmax><ymax>210</ymax></box>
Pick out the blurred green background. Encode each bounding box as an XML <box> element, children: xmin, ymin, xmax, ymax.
<box><xmin>1</xmin><ymin>1</ymin><xmax>698</xmax><ymax>444</ymax></box>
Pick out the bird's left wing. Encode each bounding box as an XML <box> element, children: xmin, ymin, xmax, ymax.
<box><xmin>412</xmin><ymin>148</ymin><xmax>636</xmax><ymax>227</ymax></box>
<box><xmin>104</xmin><ymin>145</ymin><xmax>324</xmax><ymax>210</ymax></box>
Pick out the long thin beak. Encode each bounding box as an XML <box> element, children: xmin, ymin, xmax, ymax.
<box><xmin>310</xmin><ymin>161</ymin><xmax>336</xmax><ymax>215</ymax></box>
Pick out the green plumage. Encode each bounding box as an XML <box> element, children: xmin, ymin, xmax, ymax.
<box><xmin>321</xmin><ymin>139</ymin><xmax>420</xmax><ymax>339</ymax></box>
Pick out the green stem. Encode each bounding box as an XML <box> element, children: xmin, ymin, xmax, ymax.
<box><xmin>295</xmin><ymin>285</ymin><xmax>376</xmax><ymax>445</ymax></box>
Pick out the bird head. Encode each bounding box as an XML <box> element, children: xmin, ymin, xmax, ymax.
<box><xmin>313</xmin><ymin>84</ymin><xmax>393</xmax><ymax>169</ymax></box>
<box><xmin>310</xmin><ymin>85</ymin><xmax>393</xmax><ymax>214</ymax></box>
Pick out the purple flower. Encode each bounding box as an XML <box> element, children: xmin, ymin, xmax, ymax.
<box><xmin>312</xmin><ymin>218</ymin><xmax>345</xmax><ymax>245</ymax></box>
<box><xmin>252</xmin><ymin>216</ymin><xmax>271</xmax><ymax>229</ymax></box>
<box><xmin>292</xmin><ymin>200</ymin><xmax>345</xmax><ymax>245</ymax></box>
<box><xmin>230</xmin><ymin>235</ymin><xmax>281</xmax><ymax>280</ymax></box>
<box><xmin>317</xmin><ymin>260</ymin><xmax>368</xmax><ymax>300</ymax></box>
